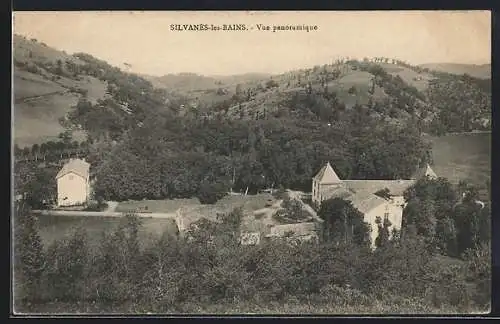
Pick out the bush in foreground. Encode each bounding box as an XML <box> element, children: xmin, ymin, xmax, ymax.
<box><xmin>13</xmin><ymin>207</ymin><xmax>490</xmax><ymax>314</ymax></box>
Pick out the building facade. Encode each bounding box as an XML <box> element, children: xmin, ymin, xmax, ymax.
<box><xmin>312</xmin><ymin>161</ymin><xmax>437</xmax><ymax>247</ymax></box>
<box><xmin>56</xmin><ymin>158</ymin><xmax>91</xmax><ymax>207</ymax></box>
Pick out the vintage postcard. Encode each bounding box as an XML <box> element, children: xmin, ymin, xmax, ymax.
<box><xmin>12</xmin><ymin>11</ymin><xmax>491</xmax><ymax>315</ymax></box>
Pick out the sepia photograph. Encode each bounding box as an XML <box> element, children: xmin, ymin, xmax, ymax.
<box><xmin>11</xmin><ymin>11</ymin><xmax>491</xmax><ymax>315</ymax></box>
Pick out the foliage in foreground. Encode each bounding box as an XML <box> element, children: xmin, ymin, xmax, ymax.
<box><xmin>13</xmin><ymin>206</ymin><xmax>490</xmax><ymax>314</ymax></box>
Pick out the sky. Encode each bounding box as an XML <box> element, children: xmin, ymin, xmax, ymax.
<box><xmin>13</xmin><ymin>11</ymin><xmax>491</xmax><ymax>76</ymax></box>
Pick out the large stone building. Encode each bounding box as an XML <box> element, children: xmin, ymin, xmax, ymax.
<box><xmin>312</xmin><ymin>162</ymin><xmax>437</xmax><ymax>246</ymax></box>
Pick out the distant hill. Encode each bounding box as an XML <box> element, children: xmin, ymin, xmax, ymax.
<box><xmin>142</xmin><ymin>73</ymin><xmax>220</xmax><ymax>91</ymax></box>
<box><xmin>13</xmin><ymin>35</ymin><xmax>491</xmax><ymax>147</ymax></box>
<box><xmin>143</xmin><ymin>72</ymin><xmax>271</xmax><ymax>92</ymax></box>
<box><xmin>172</xmin><ymin>59</ymin><xmax>438</xmax><ymax>123</ymax></box>
<box><xmin>419</xmin><ymin>63</ymin><xmax>491</xmax><ymax>79</ymax></box>
<box><xmin>144</xmin><ymin>59</ymin><xmax>439</xmax><ymax>122</ymax></box>
<box><xmin>13</xmin><ymin>34</ymin><xmax>108</xmax><ymax>147</ymax></box>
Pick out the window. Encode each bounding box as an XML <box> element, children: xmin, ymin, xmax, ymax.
<box><xmin>69</xmin><ymin>175</ymin><xmax>74</xmax><ymax>180</ymax></box>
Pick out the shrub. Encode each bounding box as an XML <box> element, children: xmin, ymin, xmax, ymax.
<box><xmin>44</xmin><ymin>227</ymin><xmax>89</xmax><ymax>301</ymax></box>
<box><xmin>462</xmin><ymin>242</ymin><xmax>491</xmax><ymax>309</ymax></box>
<box><xmin>265</xmin><ymin>79</ymin><xmax>279</xmax><ymax>89</ymax></box>
<box><xmin>197</xmin><ymin>181</ymin><xmax>228</xmax><ymax>204</ymax></box>
<box><xmin>83</xmin><ymin>201</ymin><xmax>108</xmax><ymax>211</ymax></box>
<box><xmin>273</xmin><ymin>186</ymin><xmax>287</xmax><ymax>200</ymax></box>
<box><xmin>318</xmin><ymin>284</ymin><xmax>372</xmax><ymax>306</ymax></box>
<box><xmin>14</xmin><ymin>204</ymin><xmax>46</xmax><ymax>302</ymax></box>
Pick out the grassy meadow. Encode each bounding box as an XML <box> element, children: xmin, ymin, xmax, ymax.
<box><xmin>13</xmin><ymin>73</ymin><xmax>107</xmax><ymax>147</ymax></box>
<box><xmin>35</xmin><ymin>194</ymin><xmax>275</xmax><ymax>250</ymax></box>
<box><xmin>427</xmin><ymin>132</ymin><xmax>491</xmax><ymax>191</ymax></box>
<box><xmin>36</xmin><ymin>215</ymin><xmax>178</xmax><ymax>250</ymax></box>
<box><xmin>116</xmin><ymin>194</ymin><xmax>274</xmax><ymax>214</ymax></box>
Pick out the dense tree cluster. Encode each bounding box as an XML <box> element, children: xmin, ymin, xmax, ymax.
<box><xmin>426</xmin><ymin>74</ymin><xmax>491</xmax><ymax>134</ymax></box>
<box><xmin>65</xmin><ymin>53</ymin><xmax>184</xmax><ymax>143</ymax></box>
<box><xmin>318</xmin><ymin>198</ymin><xmax>371</xmax><ymax>247</ymax></box>
<box><xmin>13</xmin><ymin>204</ymin><xmax>490</xmax><ymax>313</ymax></box>
<box><xmin>89</xmin><ymin>108</ymin><xmax>430</xmax><ymax>202</ymax></box>
<box><xmin>402</xmin><ymin>177</ymin><xmax>490</xmax><ymax>257</ymax></box>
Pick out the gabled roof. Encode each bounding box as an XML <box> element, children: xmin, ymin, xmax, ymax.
<box><xmin>323</xmin><ymin>186</ymin><xmax>355</xmax><ymax>200</ymax></box>
<box><xmin>411</xmin><ymin>164</ymin><xmax>437</xmax><ymax>180</ymax></box>
<box><xmin>56</xmin><ymin>158</ymin><xmax>90</xmax><ymax>180</ymax></box>
<box><xmin>346</xmin><ymin>192</ymin><xmax>388</xmax><ymax>214</ymax></box>
<box><xmin>313</xmin><ymin>162</ymin><xmax>342</xmax><ymax>184</ymax></box>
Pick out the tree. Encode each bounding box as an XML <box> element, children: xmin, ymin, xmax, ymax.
<box><xmin>318</xmin><ymin>198</ymin><xmax>370</xmax><ymax>246</ymax></box>
<box><xmin>30</xmin><ymin>144</ymin><xmax>40</xmax><ymax>157</ymax></box>
<box><xmin>58</xmin><ymin>129</ymin><xmax>73</xmax><ymax>146</ymax></box>
<box><xmin>375</xmin><ymin>216</ymin><xmax>392</xmax><ymax>248</ymax></box>
<box><xmin>197</xmin><ymin>180</ymin><xmax>228</xmax><ymax>204</ymax></box>
<box><xmin>462</xmin><ymin>241</ymin><xmax>491</xmax><ymax>309</ymax></box>
<box><xmin>24</xmin><ymin>167</ymin><xmax>57</xmax><ymax>209</ymax></box>
<box><xmin>265</xmin><ymin>79</ymin><xmax>279</xmax><ymax>89</ymax></box>
<box><xmin>274</xmin><ymin>197</ymin><xmax>310</xmax><ymax>223</ymax></box>
<box><xmin>55</xmin><ymin>59</ymin><xmax>64</xmax><ymax>75</ymax></box>
<box><xmin>14</xmin><ymin>201</ymin><xmax>46</xmax><ymax>301</ymax></box>
<box><xmin>45</xmin><ymin>226</ymin><xmax>89</xmax><ymax>300</ymax></box>
<box><xmin>453</xmin><ymin>200</ymin><xmax>484</xmax><ymax>255</ymax></box>
<box><xmin>235</xmin><ymin>84</ymin><xmax>242</xmax><ymax>99</ymax></box>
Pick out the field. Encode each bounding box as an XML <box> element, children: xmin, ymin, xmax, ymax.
<box><xmin>116</xmin><ymin>193</ymin><xmax>274</xmax><ymax>215</ymax></box>
<box><xmin>14</xmin><ymin>71</ymin><xmax>66</xmax><ymax>100</ymax></box>
<box><xmin>13</xmin><ymin>35</ymin><xmax>108</xmax><ymax>148</ymax></box>
<box><xmin>419</xmin><ymin>63</ymin><xmax>491</xmax><ymax>79</ymax></box>
<box><xmin>36</xmin><ymin>215</ymin><xmax>178</xmax><ymax>250</ymax></box>
<box><xmin>35</xmin><ymin>194</ymin><xmax>276</xmax><ymax>250</ymax></box>
<box><xmin>115</xmin><ymin>197</ymin><xmax>200</xmax><ymax>213</ymax></box>
<box><xmin>13</xmin><ymin>73</ymin><xmax>107</xmax><ymax>147</ymax></box>
<box><xmin>427</xmin><ymin>132</ymin><xmax>491</xmax><ymax>191</ymax></box>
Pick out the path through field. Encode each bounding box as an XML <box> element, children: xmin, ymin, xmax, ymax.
<box><xmin>104</xmin><ymin>201</ymin><xmax>119</xmax><ymax>212</ymax></box>
<box><xmin>287</xmin><ymin>190</ymin><xmax>322</xmax><ymax>222</ymax></box>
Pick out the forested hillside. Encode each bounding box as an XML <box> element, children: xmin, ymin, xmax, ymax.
<box><xmin>14</xmin><ymin>35</ymin><xmax>491</xmax><ymax>150</ymax></box>
<box><xmin>145</xmin><ymin>57</ymin><xmax>491</xmax><ymax>136</ymax></box>
<box><xmin>13</xmin><ymin>36</ymin><xmax>491</xmax><ymax>205</ymax></box>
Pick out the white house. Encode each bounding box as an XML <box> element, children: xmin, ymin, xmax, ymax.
<box><xmin>56</xmin><ymin>158</ymin><xmax>91</xmax><ymax>207</ymax></box>
<box><xmin>311</xmin><ymin>161</ymin><xmax>437</xmax><ymax>247</ymax></box>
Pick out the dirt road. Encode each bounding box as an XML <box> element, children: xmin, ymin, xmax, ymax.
<box><xmin>31</xmin><ymin>209</ymin><xmax>177</xmax><ymax>219</ymax></box>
